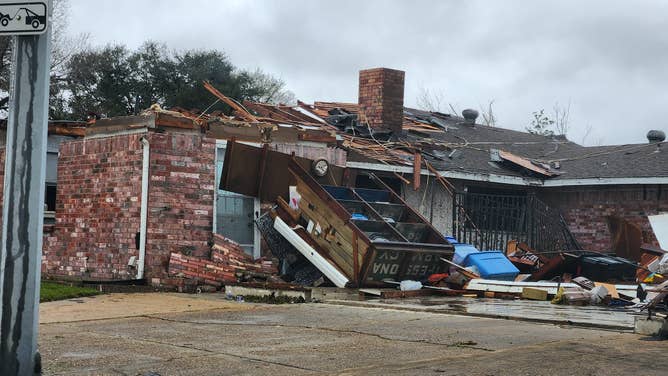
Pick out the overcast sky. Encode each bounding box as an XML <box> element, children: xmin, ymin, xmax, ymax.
<box><xmin>68</xmin><ymin>0</ymin><xmax>668</xmax><ymax>145</ymax></box>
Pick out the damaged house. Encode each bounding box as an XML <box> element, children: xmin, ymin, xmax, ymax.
<box><xmin>0</xmin><ymin>67</ymin><xmax>665</xmax><ymax>288</ymax></box>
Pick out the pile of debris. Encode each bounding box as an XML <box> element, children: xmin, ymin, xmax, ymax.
<box><xmin>167</xmin><ymin>139</ymin><xmax>668</xmax><ymax>331</ymax></box>
<box><xmin>418</xmin><ymin>238</ymin><xmax>641</xmax><ymax>305</ymax></box>
<box><xmin>168</xmin><ymin>234</ymin><xmax>277</xmax><ymax>288</ymax></box>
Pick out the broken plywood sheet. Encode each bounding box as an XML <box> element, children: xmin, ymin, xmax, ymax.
<box><xmin>465</xmin><ymin>279</ymin><xmax>637</xmax><ymax>299</ymax></box>
<box><xmin>498</xmin><ymin>150</ymin><xmax>557</xmax><ymax>177</ymax></box>
<box><xmin>219</xmin><ymin>140</ymin><xmax>345</xmax><ymax>202</ymax></box>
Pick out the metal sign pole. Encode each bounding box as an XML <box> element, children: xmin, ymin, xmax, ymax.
<box><xmin>0</xmin><ymin>1</ymin><xmax>51</xmax><ymax>374</ymax></box>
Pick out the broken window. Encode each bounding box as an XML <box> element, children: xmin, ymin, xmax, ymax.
<box><xmin>214</xmin><ymin>142</ymin><xmax>260</xmax><ymax>257</ymax></box>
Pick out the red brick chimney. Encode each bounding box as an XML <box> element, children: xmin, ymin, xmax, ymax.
<box><xmin>358</xmin><ymin>68</ymin><xmax>405</xmax><ymax>135</ymax></box>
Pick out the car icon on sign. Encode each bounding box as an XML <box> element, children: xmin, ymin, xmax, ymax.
<box><xmin>19</xmin><ymin>8</ymin><xmax>46</xmax><ymax>29</ymax></box>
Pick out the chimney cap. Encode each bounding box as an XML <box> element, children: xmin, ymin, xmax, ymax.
<box><xmin>647</xmin><ymin>130</ymin><xmax>666</xmax><ymax>143</ymax></box>
<box><xmin>462</xmin><ymin>109</ymin><xmax>479</xmax><ymax>124</ymax></box>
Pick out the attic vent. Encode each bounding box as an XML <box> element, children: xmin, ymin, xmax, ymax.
<box><xmin>647</xmin><ymin>130</ymin><xmax>666</xmax><ymax>143</ymax></box>
<box><xmin>462</xmin><ymin>109</ymin><xmax>479</xmax><ymax>124</ymax></box>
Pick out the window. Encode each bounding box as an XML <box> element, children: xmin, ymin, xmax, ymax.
<box><xmin>214</xmin><ymin>141</ymin><xmax>261</xmax><ymax>257</ymax></box>
<box><xmin>44</xmin><ymin>151</ymin><xmax>58</xmax><ymax>224</ymax></box>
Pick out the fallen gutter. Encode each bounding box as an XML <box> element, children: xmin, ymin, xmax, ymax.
<box><xmin>273</xmin><ymin>216</ymin><xmax>349</xmax><ymax>288</ymax></box>
<box><xmin>137</xmin><ymin>136</ymin><xmax>150</xmax><ymax>280</ymax></box>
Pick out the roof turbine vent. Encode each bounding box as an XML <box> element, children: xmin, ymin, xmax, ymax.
<box><xmin>462</xmin><ymin>109</ymin><xmax>479</xmax><ymax>125</ymax></box>
<box><xmin>647</xmin><ymin>129</ymin><xmax>666</xmax><ymax>143</ymax></box>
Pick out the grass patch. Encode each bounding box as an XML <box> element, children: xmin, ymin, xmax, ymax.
<box><xmin>40</xmin><ymin>281</ymin><xmax>101</xmax><ymax>302</ymax></box>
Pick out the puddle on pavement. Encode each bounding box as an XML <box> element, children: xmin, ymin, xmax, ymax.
<box><xmin>372</xmin><ymin>295</ymin><xmax>635</xmax><ymax>329</ymax></box>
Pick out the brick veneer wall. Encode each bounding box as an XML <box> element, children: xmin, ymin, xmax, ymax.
<box><xmin>540</xmin><ymin>185</ymin><xmax>668</xmax><ymax>252</ymax></box>
<box><xmin>43</xmin><ymin>134</ymin><xmax>144</xmax><ymax>279</ymax></box>
<box><xmin>145</xmin><ymin>132</ymin><xmax>215</xmax><ymax>285</ymax></box>
<box><xmin>42</xmin><ymin>131</ymin><xmax>216</xmax><ymax>284</ymax></box>
<box><xmin>358</xmin><ymin>68</ymin><xmax>405</xmax><ymax>135</ymax></box>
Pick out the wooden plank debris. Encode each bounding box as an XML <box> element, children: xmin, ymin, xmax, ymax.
<box><xmin>498</xmin><ymin>150</ymin><xmax>557</xmax><ymax>177</ymax></box>
<box><xmin>203</xmin><ymin>81</ymin><xmax>258</xmax><ymax>122</ymax></box>
<box><xmin>521</xmin><ymin>287</ymin><xmax>548</xmax><ymax>301</ymax></box>
<box><xmin>465</xmin><ymin>279</ymin><xmax>638</xmax><ymax>298</ymax></box>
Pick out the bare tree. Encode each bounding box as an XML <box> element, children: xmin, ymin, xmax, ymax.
<box><xmin>479</xmin><ymin>99</ymin><xmax>496</xmax><ymax>127</ymax></box>
<box><xmin>580</xmin><ymin>123</ymin><xmax>593</xmax><ymax>145</ymax></box>
<box><xmin>0</xmin><ymin>0</ymin><xmax>89</xmax><ymax>116</ymax></box>
<box><xmin>552</xmin><ymin>100</ymin><xmax>571</xmax><ymax>136</ymax></box>
<box><xmin>416</xmin><ymin>85</ymin><xmax>449</xmax><ymax>113</ymax></box>
<box><xmin>51</xmin><ymin>0</ymin><xmax>90</xmax><ymax>78</ymax></box>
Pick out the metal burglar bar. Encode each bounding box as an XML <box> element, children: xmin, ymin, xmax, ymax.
<box><xmin>0</xmin><ymin>1</ymin><xmax>52</xmax><ymax>374</ymax></box>
<box><xmin>452</xmin><ymin>192</ymin><xmax>579</xmax><ymax>254</ymax></box>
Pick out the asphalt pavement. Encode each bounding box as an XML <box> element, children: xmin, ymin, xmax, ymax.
<box><xmin>38</xmin><ymin>293</ymin><xmax>668</xmax><ymax>375</ymax></box>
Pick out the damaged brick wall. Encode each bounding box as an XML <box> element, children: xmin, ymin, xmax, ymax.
<box><xmin>146</xmin><ymin>132</ymin><xmax>215</xmax><ymax>286</ymax></box>
<box><xmin>41</xmin><ymin>131</ymin><xmax>216</xmax><ymax>284</ymax></box>
<box><xmin>540</xmin><ymin>185</ymin><xmax>668</xmax><ymax>252</ymax></box>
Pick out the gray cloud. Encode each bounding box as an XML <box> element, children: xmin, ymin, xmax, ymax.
<box><xmin>68</xmin><ymin>0</ymin><xmax>668</xmax><ymax>145</ymax></box>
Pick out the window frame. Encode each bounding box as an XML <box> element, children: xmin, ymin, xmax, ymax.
<box><xmin>213</xmin><ymin>139</ymin><xmax>261</xmax><ymax>258</ymax></box>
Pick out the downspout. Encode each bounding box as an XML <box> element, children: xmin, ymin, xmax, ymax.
<box><xmin>137</xmin><ymin>136</ymin><xmax>150</xmax><ymax>279</ymax></box>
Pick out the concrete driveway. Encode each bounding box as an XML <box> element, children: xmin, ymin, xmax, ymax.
<box><xmin>39</xmin><ymin>293</ymin><xmax>668</xmax><ymax>375</ymax></box>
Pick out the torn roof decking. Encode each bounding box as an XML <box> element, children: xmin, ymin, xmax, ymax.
<box><xmin>0</xmin><ymin>119</ymin><xmax>88</xmax><ymax>137</ymax></box>
<box><xmin>85</xmin><ymin>108</ymin><xmax>201</xmax><ymax>138</ymax></box>
<box><xmin>193</xmin><ymin>95</ymin><xmax>668</xmax><ymax>183</ymax></box>
<box><xmin>293</xmin><ymin>103</ymin><xmax>668</xmax><ymax>183</ymax></box>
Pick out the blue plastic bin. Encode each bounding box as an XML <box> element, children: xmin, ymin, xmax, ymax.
<box><xmin>452</xmin><ymin>244</ymin><xmax>479</xmax><ymax>267</ymax></box>
<box><xmin>463</xmin><ymin>251</ymin><xmax>519</xmax><ymax>281</ymax></box>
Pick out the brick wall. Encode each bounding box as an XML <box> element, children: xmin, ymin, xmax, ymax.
<box><xmin>43</xmin><ymin>134</ymin><xmax>145</xmax><ymax>279</ymax></box>
<box><xmin>145</xmin><ymin>132</ymin><xmax>215</xmax><ymax>285</ymax></box>
<box><xmin>358</xmin><ymin>68</ymin><xmax>405</xmax><ymax>134</ymax></box>
<box><xmin>42</xmin><ymin>131</ymin><xmax>216</xmax><ymax>284</ymax></box>
<box><xmin>540</xmin><ymin>185</ymin><xmax>668</xmax><ymax>252</ymax></box>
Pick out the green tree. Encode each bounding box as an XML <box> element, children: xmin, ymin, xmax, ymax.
<box><xmin>65</xmin><ymin>45</ymin><xmax>136</xmax><ymax>118</ymax></box>
<box><xmin>62</xmin><ymin>42</ymin><xmax>294</xmax><ymax>119</ymax></box>
<box><xmin>167</xmin><ymin>48</ymin><xmax>241</xmax><ymax>111</ymax></box>
<box><xmin>526</xmin><ymin>109</ymin><xmax>555</xmax><ymax>136</ymax></box>
<box><xmin>242</xmin><ymin>68</ymin><xmax>296</xmax><ymax>105</ymax></box>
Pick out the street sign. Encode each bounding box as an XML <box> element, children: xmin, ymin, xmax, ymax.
<box><xmin>0</xmin><ymin>0</ymin><xmax>51</xmax><ymax>373</ymax></box>
<box><xmin>0</xmin><ymin>1</ymin><xmax>48</xmax><ymax>35</ymax></box>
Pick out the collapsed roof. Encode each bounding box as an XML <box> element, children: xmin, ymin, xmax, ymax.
<box><xmin>19</xmin><ymin>74</ymin><xmax>666</xmax><ymax>187</ymax></box>
<box><xmin>202</xmin><ymin>95</ymin><xmax>668</xmax><ymax>186</ymax></box>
